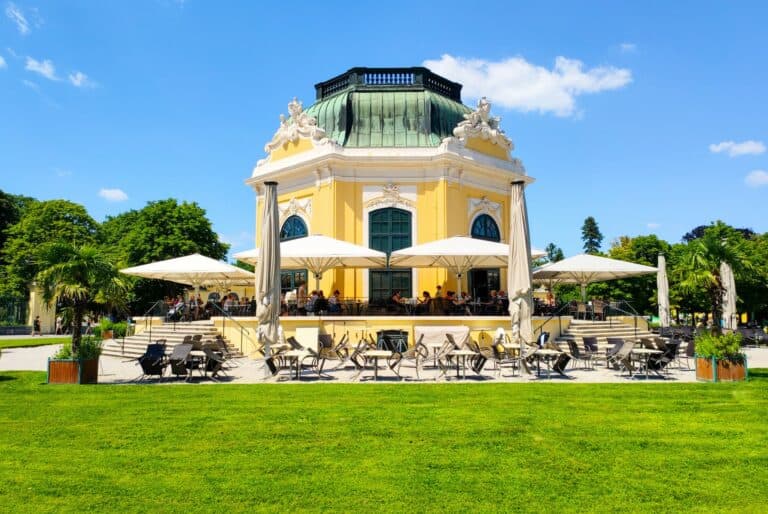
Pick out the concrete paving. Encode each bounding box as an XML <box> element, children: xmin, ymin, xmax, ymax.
<box><xmin>3</xmin><ymin>340</ymin><xmax>766</xmax><ymax>384</ymax></box>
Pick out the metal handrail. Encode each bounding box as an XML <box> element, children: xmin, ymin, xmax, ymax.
<box><xmin>208</xmin><ymin>301</ymin><xmax>256</xmax><ymax>354</ymax></box>
<box><xmin>534</xmin><ymin>302</ymin><xmax>574</xmax><ymax>341</ymax></box>
<box><xmin>141</xmin><ymin>300</ymin><xmax>165</xmax><ymax>343</ymax></box>
<box><xmin>606</xmin><ymin>300</ymin><xmax>641</xmax><ymax>341</ymax></box>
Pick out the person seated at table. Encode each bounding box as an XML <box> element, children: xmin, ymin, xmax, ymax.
<box><xmin>305</xmin><ymin>290</ymin><xmax>319</xmax><ymax>314</ymax></box>
<box><xmin>328</xmin><ymin>290</ymin><xmax>342</xmax><ymax>313</ymax></box>
<box><xmin>434</xmin><ymin>285</ymin><xmax>443</xmax><ymax>298</ymax></box>
<box><xmin>389</xmin><ymin>290</ymin><xmax>407</xmax><ymax>313</ymax></box>
<box><xmin>415</xmin><ymin>291</ymin><xmax>432</xmax><ymax>315</ymax></box>
<box><xmin>314</xmin><ymin>290</ymin><xmax>329</xmax><ymax>314</ymax></box>
<box><xmin>449</xmin><ymin>291</ymin><xmax>471</xmax><ymax>315</ymax></box>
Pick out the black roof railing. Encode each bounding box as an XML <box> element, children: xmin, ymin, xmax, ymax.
<box><xmin>314</xmin><ymin>67</ymin><xmax>463</xmax><ymax>102</ymax></box>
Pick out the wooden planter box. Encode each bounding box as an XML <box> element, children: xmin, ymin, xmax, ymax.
<box><xmin>695</xmin><ymin>355</ymin><xmax>748</xmax><ymax>382</ymax></box>
<box><xmin>47</xmin><ymin>358</ymin><xmax>99</xmax><ymax>384</ymax></box>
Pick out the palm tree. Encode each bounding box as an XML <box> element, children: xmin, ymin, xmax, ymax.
<box><xmin>676</xmin><ymin>222</ymin><xmax>751</xmax><ymax>333</ymax></box>
<box><xmin>36</xmin><ymin>243</ymin><xmax>128</xmax><ymax>354</ymax></box>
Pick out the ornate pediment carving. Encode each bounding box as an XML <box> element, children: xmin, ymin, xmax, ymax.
<box><xmin>278</xmin><ymin>197</ymin><xmax>312</xmax><ymax>225</ymax></box>
<box><xmin>452</xmin><ymin>97</ymin><xmax>513</xmax><ymax>151</ymax></box>
<box><xmin>468</xmin><ymin>196</ymin><xmax>501</xmax><ymax>223</ymax></box>
<box><xmin>363</xmin><ymin>183</ymin><xmax>415</xmax><ymax>210</ymax></box>
<box><xmin>264</xmin><ymin>98</ymin><xmax>329</xmax><ymax>153</ymax></box>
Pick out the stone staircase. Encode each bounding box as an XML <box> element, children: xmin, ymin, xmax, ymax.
<box><xmin>101</xmin><ymin>320</ymin><xmax>241</xmax><ymax>359</ymax></box>
<box><xmin>556</xmin><ymin>319</ymin><xmax>656</xmax><ymax>350</ymax></box>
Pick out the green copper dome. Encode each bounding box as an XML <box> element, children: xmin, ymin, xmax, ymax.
<box><xmin>305</xmin><ymin>67</ymin><xmax>471</xmax><ymax>148</ymax></box>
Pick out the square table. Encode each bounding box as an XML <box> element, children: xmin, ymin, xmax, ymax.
<box><xmin>630</xmin><ymin>348</ymin><xmax>663</xmax><ymax>379</ymax></box>
<box><xmin>533</xmin><ymin>349</ymin><xmax>562</xmax><ymax>379</ymax></box>
<box><xmin>282</xmin><ymin>349</ymin><xmax>311</xmax><ymax>380</ymax></box>
<box><xmin>363</xmin><ymin>350</ymin><xmax>393</xmax><ymax>380</ymax></box>
<box><xmin>448</xmin><ymin>349</ymin><xmax>478</xmax><ymax>379</ymax></box>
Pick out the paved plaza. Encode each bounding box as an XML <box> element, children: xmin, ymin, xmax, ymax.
<box><xmin>3</xmin><ymin>340</ymin><xmax>766</xmax><ymax>384</ymax></box>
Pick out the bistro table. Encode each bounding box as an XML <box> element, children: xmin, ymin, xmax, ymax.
<box><xmin>282</xmin><ymin>349</ymin><xmax>311</xmax><ymax>380</ymax></box>
<box><xmin>448</xmin><ymin>349</ymin><xmax>478</xmax><ymax>379</ymax></box>
<box><xmin>533</xmin><ymin>348</ymin><xmax>562</xmax><ymax>379</ymax></box>
<box><xmin>363</xmin><ymin>350</ymin><xmax>393</xmax><ymax>381</ymax></box>
<box><xmin>630</xmin><ymin>348</ymin><xmax>663</xmax><ymax>379</ymax></box>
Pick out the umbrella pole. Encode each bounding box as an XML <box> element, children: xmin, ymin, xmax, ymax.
<box><xmin>580</xmin><ymin>283</ymin><xmax>587</xmax><ymax>302</ymax></box>
<box><xmin>314</xmin><ymin>272</ymin><xmax>321</xmax><ymax>292</ymax></box>
<box><xmin>457</xmin><ymin>273</ymin><xmax>462</xmax><ymax>297</ymax></box>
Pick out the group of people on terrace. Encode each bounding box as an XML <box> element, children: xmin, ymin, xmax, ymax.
<box><xmin>164</xmin><ymin>292</ymin><xmax>257</xmax><ymax>321</ymax></box>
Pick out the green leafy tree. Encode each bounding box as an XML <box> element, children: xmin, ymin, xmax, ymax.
<box><xmin>581</xmin><ymin>216</ymin><xmax>603</xmax><ymax>254</ymax></box>
<box><xmin>0</xmin><ymin>190</ymin><xmax>36</xmax><ymax>252</ymax></box>
<box><xmin>545</xmin><ymin>243</ymin><xmax>564</xmax><ymax>262</ymax></box>
<box><xmin>1</xmin><ymin>200</ymin><xmax>98</xmax><ymax>298</ymax></box>
<box><xmin>102</xmin><ymin>199</ymin><xmax>230</xmax><ymax>310</ymax></box>
<box><xmin>588</xmin><ymin>234</ymin><xmax>671</xmax><ymax>314</ymax></box>
<box><xmin>36</xmin><ymin>243</ymin><xmax>128</xmax><ymax>354</ymax></box>
<box><xmin>675</xmin><ymin>221</ymin><xmax>753</xmax><ymax>332</ymax></box>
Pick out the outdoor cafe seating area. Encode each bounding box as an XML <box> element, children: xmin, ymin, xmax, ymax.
<box><xmin>117</xmin><ymin>325</ymin><xmax>698</xmax><ymax>384</ymax></box>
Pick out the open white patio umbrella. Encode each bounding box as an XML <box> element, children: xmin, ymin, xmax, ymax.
<box><xmin>507</xmin><ymin>181</ymin><xmax>534</xmax><ymax>349</ymax></box>
<box><xmin>389</xmin><ymin>236</ymin><xmax>545</xmax><ymax>296</ymax></box>
<box><xmin>657</xmin><ymin>253</ymin><xmax>671</xmax><ymax>328</ymax></box>
<box><xmin>720</xmin><ymin>261</ymin><xmax>738</xmax><ymax>330</ymax></box>
<box><xmin>234</xmin><ymin>235</ymin><xmax>387</xmax><ymax>291</ymax></box>
<box><xmin>120</xmin><ymin>253</ymin><xmax>254</xmax><ymax>289</ymax></box>
<box><xmin>255</xmin><ymin>181</ymin><xmax>281</xmax><ymax>375</ymax></box>
<box><xmin>532</xmin><ymin>254</ymin><xmax>657</xmax><ymax>301</ymax></box>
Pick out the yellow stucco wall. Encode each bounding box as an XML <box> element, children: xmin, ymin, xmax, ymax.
<box><xmin>252</xmin><ymin>176</ymin><xmax>515</xmax><ymax>300</ymax></box>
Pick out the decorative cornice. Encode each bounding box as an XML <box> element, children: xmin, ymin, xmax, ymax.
<box><xmin>363</xmin><ymin>183</ymin><xmax>416</xmax><ymax>210</ymax></box>
<box><xmin>450</xmin><ymin>97</ymin><xmax>513</xmax><ymax>151</ymax></box>
<box><xmin>264</xmin><ymin>98</ymin><xmax>330</xmax><ymax>154</ymax></box>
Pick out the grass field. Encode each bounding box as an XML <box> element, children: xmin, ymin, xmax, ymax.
<box><xmin>1</xmin><ymin>371</ymin><xmax>766</xmax><ymax>512</ymax></box>
<box><xmin>0</xmin><ymin>337</ymin><xmax>69</xmax><ymax>349</ymax></box>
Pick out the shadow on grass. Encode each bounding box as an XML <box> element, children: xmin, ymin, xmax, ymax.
<box><xmin>748</xmin><ymin>368</ymin><xmax>768</xmax><ymax>380</ymax></box>
<box><xmin>0</xmin><ymin>375</ymin><xmax>18</xmax><ymax>383</ymax></box>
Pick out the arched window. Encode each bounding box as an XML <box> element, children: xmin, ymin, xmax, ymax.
<box><xmin>369</xmin><ymin>208</ymin><xmax>412</xmax><ymax>300</ymax></box>
<box><xmin>280</xmin><ymin>215</ymin><xmax>308</xmax><ymax>242</ymax></box>
<box><xmin>279</xmin><ymin>215</ymin><xmax>308</xmax><ymax>293</ymax></box>
<box><xmin>471</xmin><ymin>214</ymin><xmax>500</xmax><ymax>242</ymax></box>
<box><xmin>469</xmin><ymin>214</ymin><xmax>501</xmax><ymax>300</ymax></box>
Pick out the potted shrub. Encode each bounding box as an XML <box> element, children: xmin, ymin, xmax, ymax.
<box><xmin>47</xmin><ymin>335</ymin><xmax>103</xmax><ymax>384</ymax></box>
<box><xmin>35</xmin><ymin>243</ymin><xmax>127</xmax><ymax>385</ymax></box>
<box><xmin>695</xmin><ymin>331</ymin><xmax>748</xmax><ymax>382</ymax></box>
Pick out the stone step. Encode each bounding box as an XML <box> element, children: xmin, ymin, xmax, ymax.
<box><xmin>101</xmin><ymin>322</ymin><xmax>242</xmax><ymax>359</ymax></box>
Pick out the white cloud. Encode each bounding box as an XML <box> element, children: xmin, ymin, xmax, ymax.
<box><xmin>25</xmin><ymin>57</ymin><xmax>58</xmax><ymax>81</ymax></box>
<box><xmin>5</xmin><ymin>2</ymin><xmax>29</xmax><ymax>35</ymax></box>
<box><xmin>6</xmin><ymin>47</ymin><xmax>18</xmax><ymax>58</ymax></box>
<box><xmin>423</xmin><ymin>54</ymin><xmax>632</xmax><ymax>117</ymax></box>
<box><xmin>709</xmin><ymin>140</ymin><xmax>766</xmax><ymax>157</ymax></box>
<box><xmin>21</xmin><ymin>78</ymin><xmax>38</xmax><ymax>90</ymax></box>
<box><xmin>98</xmin><ymin>188</ymin><xmax>128</xmax><ymax>202</ymax></box>
<box><xmin>620</xmin><ymin>43</ymin><xmax>637</xmax><ymax>53</ymax></box>
<box><xmin>0</xmin><ymin>55</ymin><xmax>6</xmax><ymax>69</ymax></box>
<box><xmin>54</xmin><ymin>168</ymin><xmax>71</xmax><ymax>177</ymax></box>
<box><xmin>646</xmin><ymin>222</ymin><xmax>660</xmax><ymax>229</ymax></box>
<box><xmin>68</xmin><ymin>71</ymin><xmax>96</xmax><ymax>88</ymax></box>
<box><xmin>745</xmin><ymin>170</ymin><xmax>768</xmax><ymax>188</ymax></box>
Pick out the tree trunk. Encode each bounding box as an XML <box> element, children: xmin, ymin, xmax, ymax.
<box><xmin>72</xmin><ymin>303</ymin><xmax>85</xmax><ymax>354</ymax></box>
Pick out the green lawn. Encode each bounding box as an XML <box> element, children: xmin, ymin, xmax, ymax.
<box><xmin>1</xmin><ymin>371</ymin><xmax>766</xmax><ymax>513</ymax></box>
<box><xmin>0</xmin><ymin>337</ymin><xmax>69</xmax><ymax>349</ymax></box>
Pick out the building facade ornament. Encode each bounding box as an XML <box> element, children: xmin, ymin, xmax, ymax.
<box><xmin>264</xmin><ymin>98</ymin><xmax>329</xmax><ymax>153</ymax></box>
<box><xmin>363</xmin><ymin>182</ymin><xmax>416</xmax><ymax>210</ymax></box>
<box><xmin>278</xmin><ymin>197</ymin><xmax>312</xmax><ymax>225</ymax></box>
<box><xmin>468</xmin><ymin>196</ymin><xmax>502</xmax><ymax>225</ymax></box>
<box><xmin>452</xmin><ymin>97</ymin><xmax>513</xmax><ymax>151</ymax></box>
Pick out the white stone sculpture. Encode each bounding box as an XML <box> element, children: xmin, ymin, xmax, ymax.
<box><xmin>452</xmin><ymin>97</ymin><xmax>513</xmax><ymax>151</ymax></box>
<box><xmin>264</xmin><ymin>97</ymin><xmax>329</xmax><ymax>153</ymax></box>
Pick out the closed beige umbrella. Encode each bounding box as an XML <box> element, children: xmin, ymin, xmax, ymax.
<box><xmin>255</xmin><ymin>181</ymin><xmax>281</xmax><ymax>374</ymax></box>
<box><xmin>720</xmin><ymin>261</ymin><xmax>738</xmax><ymax>330</ymax></box>
<box><xmin>507</xmin><ymin>181</ymin><xmax>534</xmax><ymax>349</ymax></box>
<box><xmin>657</xmin><ymin>253</ymin><xmax>671</xmax><ymax>328</ymax></box>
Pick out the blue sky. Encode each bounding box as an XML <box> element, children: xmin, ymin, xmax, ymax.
<box><xmin>2</xmin><ymin>1</ymin><xmax>767</xmax><ymax>259</ymax></box>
